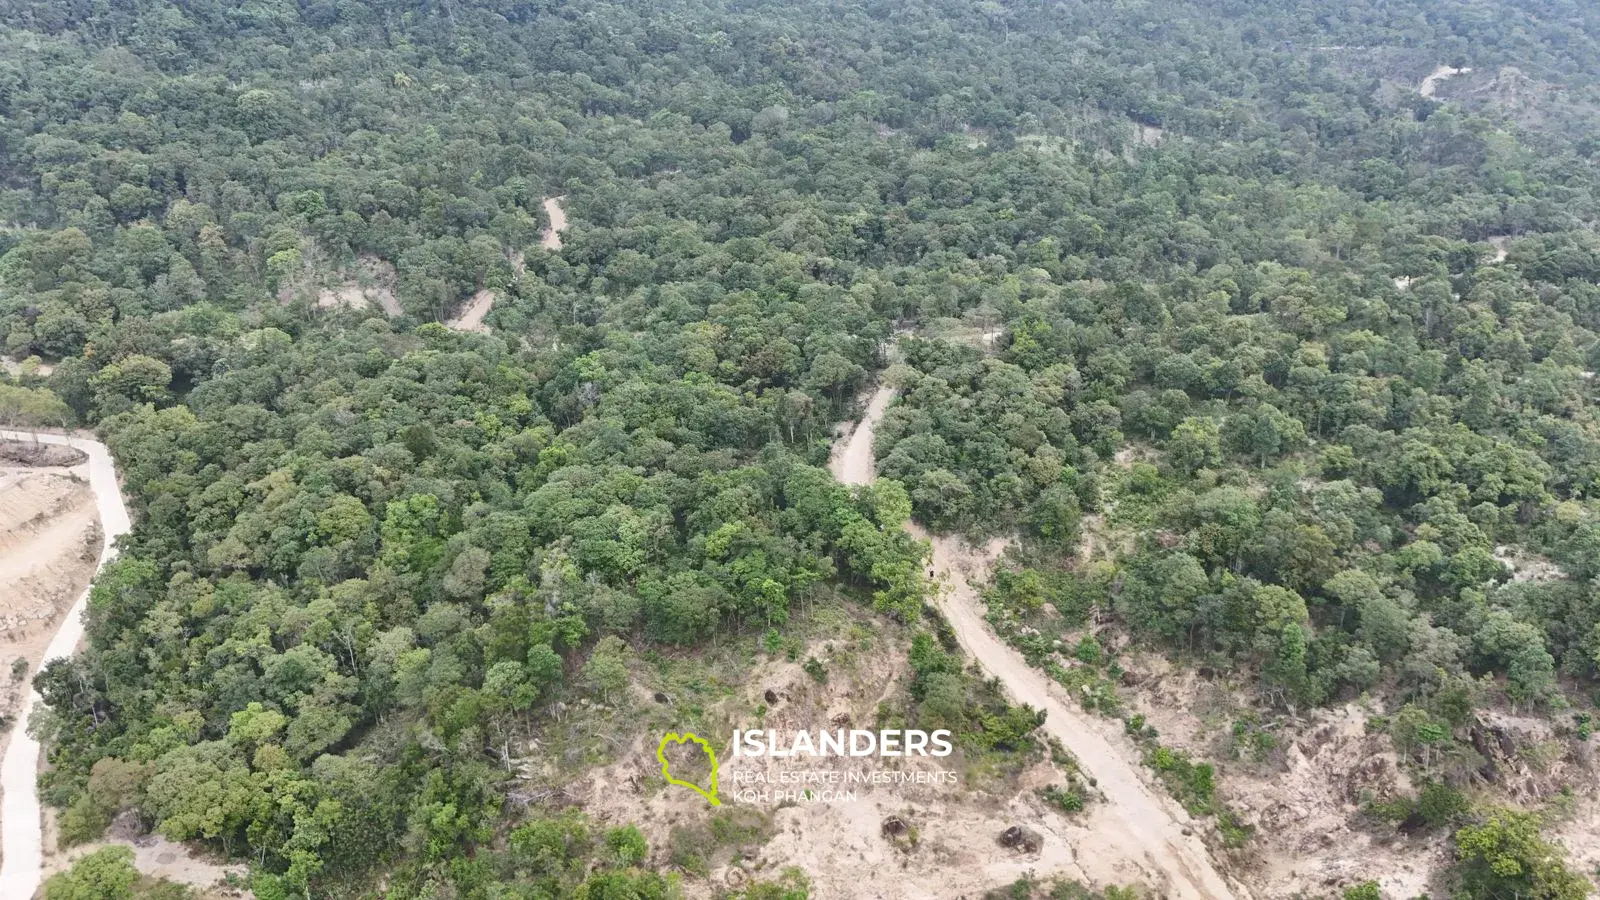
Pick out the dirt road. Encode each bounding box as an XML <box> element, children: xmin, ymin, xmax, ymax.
<box><xmin>445</xmin><ymin>288</ymin><xmax>497</xmax><ymax>333</ymax></box>
<box><xmin>0</xmin><ymin>431</ymin><xmax>131</xmax><ymax>899</ymax></box>
<box><xmin>828</xmin><ymin>386</ymin><xmax>1248</xmax><ymax>900</ymax></box>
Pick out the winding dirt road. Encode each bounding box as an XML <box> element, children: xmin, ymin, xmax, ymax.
<box><xmin>0</xmin><ymin>430</ymin><xmax>131</xmax><ymax>899</ymax></box>
<box><xmin>828</xmin><ymin>387</ymin><xmax>1248</xmax><ymax>900</ymax></box>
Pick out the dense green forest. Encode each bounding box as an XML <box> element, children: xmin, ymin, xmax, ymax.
<box><xmin>5</xmin><ymin>0</ymin><xmax>1600</xmax><ymax>897</ymax></box>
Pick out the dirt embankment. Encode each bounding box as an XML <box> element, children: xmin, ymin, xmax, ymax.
<box><xmin>0</xmin><ymin>442</ymin><xmax>85</xmax><ymax>467</ymax></box>
<box><xmin>0</xmin><ymin>469</ymin><xmax>101</xmax><ymax>725</ymax></box>
<box><xmin>0</xmin><ymin>446</ymin><xmax>103</xmax><ymax>889</ymax></box>
<box><xmin>0</xmin><ymin>432</ymin><xmax>129</xmax><ymax>897</ymax></box>
<box><xmin>828</xmin><ymin>385</ymin><xmax>1249</xmax><ymax>900</ymax></box>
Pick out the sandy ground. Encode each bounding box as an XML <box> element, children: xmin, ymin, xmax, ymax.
<box><xmin>1493</xmin><ymin>544</ymin><xmax>1562</xmax><ymax>582</ymax></box>
<box><xmin>571</xmin><ymin>633</ymin><xmax>1144</xmax><ymax>899</ymax></box>
<box><xmin>1419</xmin><ymin>64</ymin><xmax>1471</xmax><ymax>98</ymax></box>
<box><xmin>0</xmin><ymin>431</ymin><xmax>131</xmax><ymax>898</ymax></box>
<box><xmin>1123</xmin><ymin>647</ymin><xmax>1600</xmax><ymax>899</ymax></box>
<box><xmin>1122</xmin><ymin>656</ymin><xmax>1447</xmax><ymax>898</ymax></box>
<box><xmin>1550</xmin><ymin>797</ymin><xmax>1600</xmax><ymax>882</ymax></box>
<box><xmin>827</xmin><ymin>386</ymin><xmax>1249</xmax><ymax>900</ymax></box>
<box><xmin>1</xmin><ymin>358</ymin><xmax>54</xmax><ymax>378</ymax></box>
<box><xmin>46</xmin><ymin>832</ymin><xmax>245</xmax><ymax>895</ymax></box>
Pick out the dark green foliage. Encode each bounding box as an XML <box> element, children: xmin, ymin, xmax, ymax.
<box><xmin>1367</xmin><ymin>780</ymin><xmax>1470</xmax><ymax>830</ymax></box>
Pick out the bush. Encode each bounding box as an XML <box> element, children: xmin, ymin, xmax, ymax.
<box><xmin>1341</xmin><ymin>881</ymin><xmax>1380</xmax><ymax>900</ymax></box>
<box><xmin>1418</xmin><ymin>781</ymin><xmax>1468</xmax><ymax>827</ymax></box>
<box><xmin>44</xmin><ymin>846</ymin><xmax>138</xmax><ymax>900</ymax></box>
<box><xmin>604</xmin><ymin>825</ymin><xmax>649</xmax><ymax>867</ymax></box>
<box><xmin>1040</xmin><ymin>784</ymin><xmax>1086</xmax><ymax>813</ymax></box>
<box><xmin>1453</xmin><ymin>809</ymin><xmax>1590</xmax><ymax>900</ymax></box>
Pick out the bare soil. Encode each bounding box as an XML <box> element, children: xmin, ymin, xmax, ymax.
<box><xmin>1122</xmin><ymin>655</ymin><xmax>1443</xmax><ymax>898</ymax></box>
<box><xmin>46</xmin><ymin>831</ymin><xmax>246</xmax><ymax>898</ymax></box>
<box><xmin>0</xmin><ymin>358</ymin><xmax>54</xmax><ymax>378</ymax></box>
<box><xmin>316</xmin><ymin>254</ymin><xmax>401</xmax><ymax>316</ymax></box>
<box><xmin>1121</xmin><ymin>651</ymin><xmax>1600</xmax><ymax>899</ymax></box>
<box><xmin>1493</xmin><ymin>544</ymin><xmax>1562</xmax><ymax>582</ymax></box>
<box><xmin>0</xmin><ymin>465</ymin><xmax>101</xmax><ymax>878</ymax></box>
<box><xmin>1488</xmin><ymin>235</ymin><xmax>1511</xmax><ymax>264</ymax></box>
<box><xmin>0</xmin><ymin>442</ymin><xmax>86</xmax><ymax>467</ymax></box>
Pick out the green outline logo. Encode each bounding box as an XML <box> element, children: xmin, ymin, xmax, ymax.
<box><xmin>657</xmin><ymin>732</ymin><xmax>721</xmax><ymax>807</ymax></box>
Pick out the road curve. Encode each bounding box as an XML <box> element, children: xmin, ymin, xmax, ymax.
<box><xmin>0</xmin><ymin>430</ymin><xmax>132</xmax><ymax>899</ymax></box>
<box><xmin>828</xmin><ymin>387</ymin><xmax>1249</xmax><ymax>900</ymax></box>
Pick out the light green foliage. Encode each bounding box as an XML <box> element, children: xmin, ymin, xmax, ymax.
<box><xmin>732</xmin><ymin>867</ymin><xmax>811</xmax><ymax>900</ymax></box>
<box><xmin>1341</xmin><ymin>881</ymin><xmax>1381</xmax><ymax>900</ymax></box>
<box><xmin>1453</xmin><ymin>809</ymin><xmax>1592</xmax><ymax>900</ymax></box>
<box><xmin>604</xmin><ymin>825</ymin><xmax>649</xmax><ymax>867</ymax></box>
<box><xmin>0</xmin><ymin>382</ymin><xmax>72</xmax><ymax>426</ymax></box>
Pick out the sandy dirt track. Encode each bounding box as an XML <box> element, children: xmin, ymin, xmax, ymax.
<box><xmin>0</xmin><ymin>431</ymin><xmax>132</xmax><ymax>900</ymax></box>
<box><xmin>828</xmin><ymin>387</ymin><xmax>1249</xmax><ymax>900</ymax></box>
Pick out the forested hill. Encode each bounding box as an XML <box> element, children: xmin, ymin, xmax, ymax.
<box><xmin>4</xmin><ymin>0</ymin><xmax>1600</xmax><ymax>897</ymax></box>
